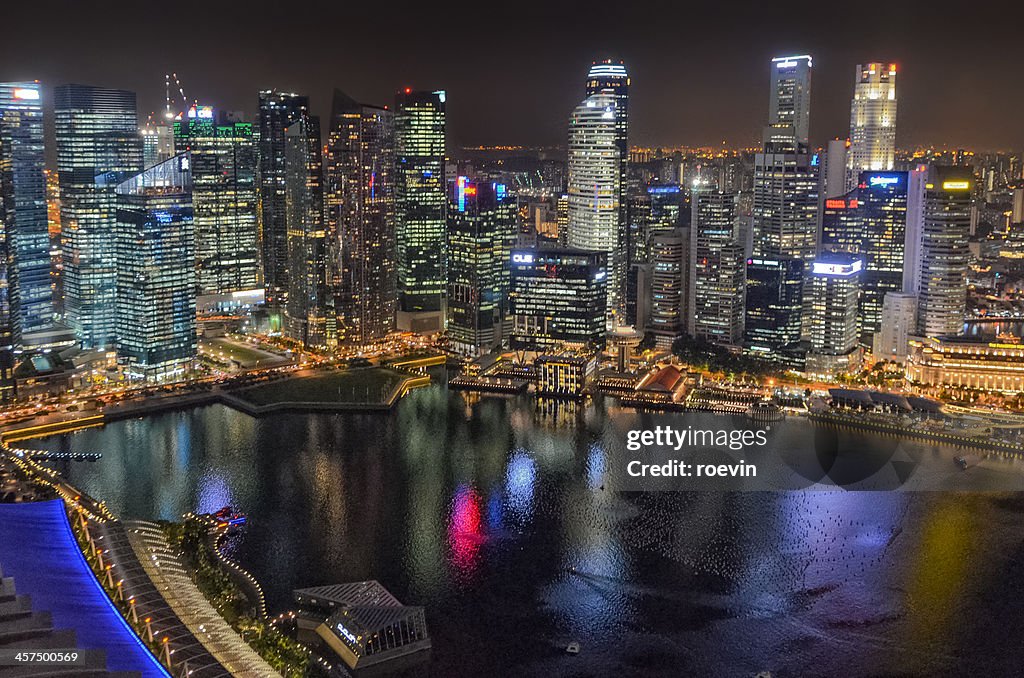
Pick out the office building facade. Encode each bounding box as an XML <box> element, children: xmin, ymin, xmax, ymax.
<box><xmin>55</xmin><ymin>84</ymin><xmax>142</xmax><ymax>349</ymax></box>
<box><xmin>690</xmin><ymin>189</ymin><xmax>745</xmax><ymax>345</ymax></box>
<box><xmin>394</xmin><ymin>89</ymin><xmax>446</xmax><ymax>333</ymax></box>
<box><xmin>446</xmin><ymin>178</ymin><xmax>516</xmax><ymax>355</ymax></box>
<box><xmin>509</xmin><ymin>248</ymin><xmax>607</xmax><ymax>351</ymax></box>
<box><xmin>847</xmin><ymin>63</ymin><xmax>898</xmax><ymax>184</ymax></box>
<box><xmin>114</xmin><ymin>153</ymin><xmax>195</xmax><ymax>381</ymax></box>
<box><xmin>258</xmin><ymin>90</ymin><xmax>309</xmax><ymax>304</ymax></box>
<box><xmin>284</xmin><ymin>114</ymin><xmax>330</xmax><ymax>348</ymax></box>
<box><xmin>743</xmin><ymin>256</ymin><xmax>804</xmax><ymax>355</ymax></box>
<box><xmin>916</xmin><ymin>166</ymin><xmax>973</xmax><ymax>338</ymax></box>
<box><xmin>174</xmin><ymin>108</ymin><xmax>258</xmax><ymax>296</ymax></box>
<box><xmin>0</xmin><ymin>82</ymin><xmax>53</xmax><ymax>346</ymax></box>
<box><xmin>567</xmin><ymin>91</ymin><xmax>622</xmax><ymax>321</ymax></box>
<box><xmin>325</xmin><ymin>90</ymin><xmax>396</xmax><ymax>345</ymax></box>
<box><xmin>646</xmin><ymin>228</ymin><xmax>687</xmax><ymax>348</ymax></box>
<box><xmin>806</xmin><ymin>254</ymin><xmax>863</xmax><ymax>375</ymax></box>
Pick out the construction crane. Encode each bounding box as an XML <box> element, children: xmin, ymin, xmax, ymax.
<box><xmin>164</xmin><ymin>72</ymin><xmax>193</xmax><ymax>120</ymax></box>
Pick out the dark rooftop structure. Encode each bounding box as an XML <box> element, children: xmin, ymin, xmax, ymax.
<box><xmin>294</xmin><ymin>581</ymin><xmax>430</xmax><ymax>672</ymax></box>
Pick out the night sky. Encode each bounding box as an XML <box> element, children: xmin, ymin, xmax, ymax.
<box><xmin>3</xmin><ymin>1</ymin><xmax>1022</xmax><ymax>151</ymax></box>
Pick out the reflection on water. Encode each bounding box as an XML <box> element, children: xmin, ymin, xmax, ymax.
<box><xmin>964</xmin><ymin>320</ymin><xmax>1024</xmax><ymax>338</ymax></box>
<box><xmin>33</xmin><ymin>387</ymin><xmax>1024</xmax><ymax>676</ymax></box>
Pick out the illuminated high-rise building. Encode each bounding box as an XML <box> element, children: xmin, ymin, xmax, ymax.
<box><xmin>854</xmin><ymin>171</ymin><xmax>908</xmax><ymax>345</ymax></box>
<box><xmin>915</xmin><ymin>166</ymin><xmax>973</xmax><ymax>338</ymax></box>
<box><xmin>0</xmin><ymin>82</ymin><xmax>54</xmax><ymax>348</ymax></box>
<box><xmin>820</xmin><ymin>190</ymin><xmax>862</xmax><ymax>254</ymax></box>
<box><xmin>284</xmin><ymin>113</ymin><xmax>330</xmax><ymax>348</ymax></box>
<box><xmin>690</xmin><ymin>188</ymin><xmax>745</xmax><ymax>345</ymax></box>
<box><xmin>806</xmin><ymin>253</ymin><xmax>863</xmax><ymax>375</ymax></box>
<box><xmin>585</xmin><ymin>59</ymin><xmax>629</xmax><ymax>310</ymax></box>
<box><xmin>325</xmin><ymin>90</ymin><xmax>396</xmax><ymax>346</ymax></box>
<box><xmin>556</xmin><ymin>193</ymin><xmax>569</xmax><ymax>247</ymax></box>
<box><xmin>743</xmin><ymin>256</ymin><xmax>804</xmax><ymax>355</ymax></box>
<box><xmin>141</xmin><ymin>121</ymin><xmax>174</xmax><ymax>168</ymax></box>
<box><xmin>846</xmin><ymin>63</ymin><xmax>898</xmax><ymax>185</ymax></box>
<box><xmin>767</xmin><ymin>55</ymin><xmax>811</xmax><ymax>146</ymax></box>
<box><xmin>748</xmin><ymin>57</ymin><xmax>817</xmax><ymax>354</ymax></box>
<box><xmin>257</xmin><ymin>90</ymin><xmax>309</xmax><ymax>304</ymax></box>
<box><xmin>646</xmin><ymin>228</ymin><xmax>687</xmax><ymax>348</ymax></box>
<box><xmin>114</xmin><ymin>153</ymin><xmax>195</xmax><ymax>381</ymax></box>
<box><xmin>509</xmin><ymin>248</ymin><xmax>607</xmax><ymax>350</ymax></box>
<box><xmin>174</xmin><ymin>106</ymin><xmax>258</xmax><ymax>296</ymax></box>
<box><xmin>394</xmin><ymin>89</ymin><xmax>446</xmax><ymax>333</ymax></box>
<box><xmin>446</xmin><ymin>178</ymin><xmax>516</xmax><ymax>355</ymax></box>
<box><xmin>567</xmin><ymin>91</ymin><xmax>620</xmax><ymax>319</ymax></box>
<box><xmin>55</xmin><ymin>84</ymin><xmax>142</xmax><ymax>349</ymax></box>
<box><xmin>753</xmin><ymin>56</ymin><xmax>818</xmax><ymax>263</ymax></box>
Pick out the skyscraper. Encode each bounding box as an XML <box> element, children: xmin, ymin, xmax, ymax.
<box><xmin>446</xmin><ymin>178</ymin><xmax>516</xmax><ymax>355</ymax></box>
<box><xmin>767</xmin><ymin>55</ymin><xmax>812</xmax><ymax>145</ymax></box>
<box><xmin>847</xmin><ymin>63</ymin><xmax>898</xmax><ymax>184</ymax></box>
<box><xmin>258</xmin><ymin>90</ymin><xmax>309</xmax><ymax>305</ymax></box>
<box><xmin>585</xmin><ymin>59</ymin><xmax>629</xmax><ymax>311</ymax></box>
<box><xmin>567</xmin><ymin>91</ymin><xmax>621</xmax><ymax>320</ymax></box>
<box><xmin>509</xmin><ymin>248</ymin><xmax>607</xmax><ymax>351</ymax></box>
<box><xmin>284</xmin><ymin>113</ymin><xmax>329</xmax><ymax>348</ymax></box>
<box><xmin>747</xmin><ymin>56</ymin><xmax>818</xmax><ymax>355</ymax></box>
<box><xmin>141</xmin><ymin>121</ymin><xmax>174</xmax><ymax>168</ymax></box>
<box><xmin>752</xmin><ymin>55</ymin><xmax>818</xmax><ymax>262</ymax></box>
<box><xmin>394</xmin><ymin>89</ymin><xmax>446</xmax><ymax>333</ymax></box>
<box><xmin>743</xmin><ymin>256</ymin><xmax>804</xmax><ymax>355</ymax></box>
<box><xmin>646</xmin><ymin>228</ymin><xmax>687</xmax><ymax>348</ymax></box>
<box><xmin>874</xmin><ymin>292</ymin><xmax>917</xmax><ymax>362</ymax></box>
<box><xmin>855</xmin><ymin>171</ymin><xmax>908</xmax><ymax>345</ymax></box>
<box><xmin>690</xmin><ymin>188</ymin><xmax>745</xmax><ymax>345</ymax></box>
<box><xmin>325</xmin><ymin>90</ymin><xmax>396</xmax><ymax>346</ymax></box>
<box><xmin>55</xmin><ymin>84</ymin><xmax>142</xmax><ymax>349</ymax></box>
<box><xmin>174</xmin><ymin>107</ymin><xmax>258</xmax><ymax>297</ymax></box>
<box><xmin>806</xmin><ymin>253</ymin><xmax>863</xmax><ymax>375</ymax></box>
<box><xmin>114</xmin><ymin>153</ymin><xmax>195</xmax><ymax>381</ymax></box>
<box><xmin>0</xmin><ymin>82</ymin><xmax>54</xmax><ymax>347</ymax></box>
<box><xmin>916</xmin><ymin>166</ymin><xmax>973</xmax><ymax>338</ymax></box>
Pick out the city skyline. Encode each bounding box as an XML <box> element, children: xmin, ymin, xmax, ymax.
<box><xmin>2</xmin><ymin>2</ymin><xmax>1023</xmax><ymax>151</ymax></box>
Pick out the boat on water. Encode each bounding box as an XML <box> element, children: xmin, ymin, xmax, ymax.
<box><xmin>955</xmin><ymin>454</ymin><xmax>981</xmax><ymax>470</ymax></box>
<box><xmin>566</xmin><ymin>641</ymin><xmax>580</xmax><ymax>655</ymax></box>
<box><xmin>211</xmin><ymin>505</ymin><xmax>247</xmax><ymax>526</ymax></box>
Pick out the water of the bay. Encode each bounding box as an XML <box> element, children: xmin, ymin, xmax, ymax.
<box><xmin>29</xmin><ymin>384</ymin><xmax>1024</xmax><ymax>676</ymax></box>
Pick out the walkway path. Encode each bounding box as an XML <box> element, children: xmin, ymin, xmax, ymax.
<box><xmin>124</xmin><ymin>521</ymin><xmax>280</xmax><ymax>678</ymax></box>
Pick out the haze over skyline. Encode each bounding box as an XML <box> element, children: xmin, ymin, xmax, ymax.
<box><xmin>2</xmin><ymin>0</ymin><xmax>1022</xmax><ymax>151</ymax></box>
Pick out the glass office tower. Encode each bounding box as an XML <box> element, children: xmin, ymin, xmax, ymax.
<box><xmin>394</xmin><ymin>89</ymin><xmax>446</xmax><ymax>333</ymax></box>
<box><xmin>847</xmin><ymin>63</ymin><xmax>898</xmax><ymax>186</ymax></box>
<box><xmin>509</xmin><ymin>248</ymin><xmax>607</xmax><ymax>351</ymax></box>
<box><xmin>916</xmin><ymin>166</ymin><xmax>973</xmax><ymax>338</ymax></box>
<box><xmin>567</xmin><ymin>91</ymin><xmax>620</xmax><ymax>321</ymax></box>
<box><xmin>325</xmin><ymin>90</ymin><xmax>396</xmax><ymax>346</ymax></box>
<box><xmin>690</xmin><ymin>188</ymin><xmax>745</xmax><ymax>346</ymax></box>
<box><xmin>585</xmin><ymin>59</ymin><xmax>629</xmax><ymax>314</ymax></box>
<box><xmin>0</xmin><ymin>82</ymin><xmax>53</xmax><ymax>347</ymax></box>
<box><xmin>258</xmin><ymin>90</ymin><xmax>309</xmax><ymax>304</ymax></box>
<box><xmin>55</xmin><ymin>84</ymin><xmax>142</xmax><ymax>348</ymax></box>
<box><xmin>284</xmin><ymin>114</ymin><xmax>329</xmax><ymax>349</ymax></box>
<box><xmin>174</xmin><ymin>107</ymin><xmax>258</xmax><ymax>296</ymax></box>
<box><xmin>114</xmin><ymin>153</ymin><xmax>195</xmax><ymax>382</ymax></box>
<box><xmin>446</xmin><ymin>178</ymin><xmax>516</xmax><ymax>355</ymax></box>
